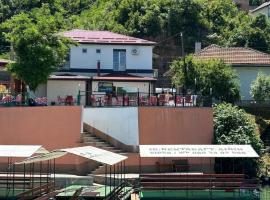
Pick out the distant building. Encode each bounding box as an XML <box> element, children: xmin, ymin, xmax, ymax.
<box><xmin>250</xmin><ymin>1</ymin><xmax>270</xmax><ymax>18</ymax></box>
<box><xmin>196</xmin><ymin>44</ymin><xmax>270</xmax><ymax>100</ymax></box>
<box><xmin>36</xmin><ymin>29</ymin><xmax>156</xmax><ymax>105</ymax></box>
<box><xmin>0</xmin><ymin>59</ymin><xmax>14</xmax><ymax>94</ymax></box>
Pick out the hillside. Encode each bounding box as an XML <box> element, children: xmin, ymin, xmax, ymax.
<box><xmin>1</xmin><ymin>0</ymin><xmax>270</xmax><ymax>83</ymax></box>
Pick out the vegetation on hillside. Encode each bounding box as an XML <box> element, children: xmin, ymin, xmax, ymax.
<box><xmin>1</xmin><ymin>0</ymin><xmax>270</xmax><ymax>54</ymax></box>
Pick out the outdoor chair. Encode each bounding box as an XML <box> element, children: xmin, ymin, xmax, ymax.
<box><xmin>123</xmin><ymin>95</ymin><xmax>129</xmax><ymax>106</ymax></box>
<box><xmin>128</xmin><ymin>96</ymin><xmax>137</xmax><ymax>106</ymax></box>
<box><xmin>139</xmin><ymin>96</ymin><xmax>148</xmax><ymax>106</ymax></box>
<box><xmin>65</xmin><ymin>95</ymin><xmax>74</xmax><ymax>105</ymax></box>
<box><xmin>115</xmin><ymin>96</ymin><xmax>123</xmax><ymax>106</ymax></box>
<box><xmin>149</xmin><ymin>96</ymin><xmax>157</xmax><ymax>106</ymax></box>
<box><xmin>15</xmin><ymin>94</ymin><xmax>22</xmax><ymax>105</ymax></box>
<box><xmin>104</xmin><ymin>95</ymin><xmax>112</xmax><ymax>106</ymax></box>
<box><xmin>185</xmin><ymin>95</ymin><xmax>193</xmax><ymax>106</ymax></box>
<box><xmin>158</xmin><ymin>94</ymin><xmax>166</xmax><ymax>106</ymax></box>
<box><xmin>90</xmin><ymin>95</ymin><xmax>97</xmax><ymax>106</ymax></box>
<box><xmin>57</xmin><ymin>96</ymin><xmax>65</xmax><ymax>105</ymax></box>
<box><xmin>175</xmin><ymin>95</ymin><xmax>183</xmax><ymax>106</ymax></box>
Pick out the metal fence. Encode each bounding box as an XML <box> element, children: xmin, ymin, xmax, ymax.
<box><xmin>79</xmin><ymin>91</ymin><xmax>212</xmax><ymax>107</ymax></box>
<box><xmin>0</xmin><ymin>91</ymin><xmax>213</xmax><ymax>108</ymax></box>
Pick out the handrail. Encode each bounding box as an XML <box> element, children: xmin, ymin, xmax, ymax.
<box><xmin>16</xmin><ymin>181</ymin><xmax>54</xmax><ymax>199</ymax></box>
<box><xmin>104</xmin><ymin>180</ymin><xmax>132</xmax><ymax>200</ymax></box>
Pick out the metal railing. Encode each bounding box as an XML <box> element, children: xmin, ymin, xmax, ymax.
<box><xmin>78</xmin><ymin>91</ymin><xmax>212</xmax><ymax>108</ymax></box>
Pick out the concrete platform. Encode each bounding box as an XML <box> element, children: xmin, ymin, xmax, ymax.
<box><xmin>0</xmin><ymin>173</ymin><xmax>93</xmax><ymax>188</ymax></box>
<box><xmin>93</xmin><ymin>173</ymin><xmax>139</xmax><ymax>185</ymax></box>
<box><xmin>53</xmin><ymin>174</ymin><xmax>93</xmax><ymax>188</ymax></box>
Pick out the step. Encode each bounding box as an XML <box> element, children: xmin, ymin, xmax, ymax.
<box><xmin>83</xmin><ymin>141</ymin><xmax>110</xmax><ymax>147</ymax></box>
<box><xmin>83</xmin><ymin>136</ymin><xmax>103</xmax><ymax>142</ymax></box>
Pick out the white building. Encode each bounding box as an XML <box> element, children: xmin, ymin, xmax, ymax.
<box><xmin>196</xmin><ymin>45</ymin><xmax>270</xmax><ymax>100</ymax></box>
<box><xmin>250</xmin><ymin>2</ymin><xmax>270</xmax><ymax>17</ymax></box>
<box><xmin>38</xmin><ymin>29</ymin><xmax>156</xmax><ymax>105</ymax></box>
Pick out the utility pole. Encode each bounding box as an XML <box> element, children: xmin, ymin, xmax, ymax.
<box><xmin>180</xmin><ymin>32</ymin><xmax>187</xmax><ymax>96</ymax></box>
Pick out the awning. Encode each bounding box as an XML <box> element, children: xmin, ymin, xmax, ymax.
<box><xmin>139</xmin><ymin>145</ymin><xmax>259</xmax><ymax>158</ymax></box>
<box><xmin>0</xmin><ymin>145</ymin><xmax>43</xmax><ymax>158</ymax></box>
<box><xmin>15</xmin><ymin>151</ymin><xmax>67</xmax><ymax>164</ymax></box>
<box><xmin>16</xmin><ymin>146</ymin><xmax>128</xmax><ymax>165</ymax></box>
<box><xmin>62</xmin><ymin>146</ymin><xmax>127</xmax><ymax>165</ymax></box>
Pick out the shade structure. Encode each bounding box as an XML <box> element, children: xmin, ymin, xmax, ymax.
<box><xmin>139</xmin><ymin>145</ymin><xmax>259</xmax><ymax>158</ymax></box>
<box><xmin>0</xmin><ymin>145</ymin><xmax>43</xmax><ymax>158</ymax></box>
<box><xmin>16</xmin><ymin>146</ymin><xmax>127</xmax><ymax>166</ymax></box>
<box><xmin>15</xmin><ymin>151</ymin><xmax>67</xmax><ymax>165</ymax></box>
<box><xmin>62</xmin><ymin>146</ymin><xmax>127</xmax><ymax>165</ymax></box>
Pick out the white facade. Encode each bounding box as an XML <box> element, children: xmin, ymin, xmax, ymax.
<box><xmin>47</xmin><ymin>80</ymin><xmax>86</xmax><ymax>105</ymax></box>
<box><xmin>234</xmin><ymin>67</ymin><xmax>270</xmax><ymax>100</ymax></box>
<box><xmin>69</xmin><ymin>44</ymin><xmax>153</xmax><ymax>72</ymax></box>
<box><xmin>83</xmin><ymin>107</ymin><xmax>139</xmax><ymax>146</ymax></box>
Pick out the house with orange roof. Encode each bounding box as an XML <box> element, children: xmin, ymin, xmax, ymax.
<box><xmin>196</xmin><ymin>44</ymin><xmax>270</xmax><ymax>100</ymax></box>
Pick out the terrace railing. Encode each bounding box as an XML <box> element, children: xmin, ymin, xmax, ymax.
<box><xmin>79</xmin><ymin>91</ymin><xmax>213</xmax><ymax>108</ymax></box>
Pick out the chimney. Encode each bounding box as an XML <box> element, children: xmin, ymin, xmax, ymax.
<box><xmin>195</xmin><ymin>42</ymin><xmax>202</xmax><ymax>54</ymax></box>
<box><xmin>97</xmin><ymin>60</ymin><xmax>100</xmax><ymax>76</ymax></box>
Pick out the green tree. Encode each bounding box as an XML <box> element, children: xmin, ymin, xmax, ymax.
<box><xmin>170</xmin><ymin>55</ymin><xmax>240</xmax><ymax>103</ymax></box>
<box><xmin>214</xmin><ymin>103</ymin><xmax>263</xmax><ymax>176</ymax></box>
<box><xmin>168</xmin><ymin>0</ymin><xmax>207</xmax><ymax>52</ymax></box>
<box><xmin>2</xmin><ymin>5</ymin><xmax>70</xmax><ymax>90</ymax></box>
<box><xmin>250</xmin><ymin>72</ymin><xmax>270</xmax><ymax>101</ymax></box>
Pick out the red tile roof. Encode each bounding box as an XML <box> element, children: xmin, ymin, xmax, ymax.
<box><xmin>60</xmin><ymin>29</ymin><xmax>156</xmax><ymax>45</ymax></box>
<box><xmin>196</xmin><ymin>45</ymin><xmax>270</xmax><ymax>66</ymax></box>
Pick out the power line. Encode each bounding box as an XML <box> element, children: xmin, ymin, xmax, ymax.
<box><xmin>155</xmin><ymin>32</ymin><xmax>183</xmax><ymax>45</ymax></box>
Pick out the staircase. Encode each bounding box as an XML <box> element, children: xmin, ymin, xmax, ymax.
<box><xmin>81</xmin><ymin>129</ymin><xmax>128</xmax><ymax>175</ymax></box>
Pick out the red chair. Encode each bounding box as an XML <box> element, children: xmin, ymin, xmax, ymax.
<box><xmin>149</xmin><ymin>96</ymin><xmax>157</xmax><ymax>106</ymax></box>
<box><xmin>159</xmin><ymin>94</ymin><xmax>166</xmax><ymax>106</ymax></box>
<box><xmin>139</xmin><ymin>96</ymin><xmax>148</xmax><ymax>106</ymax></box>
<box><xmin>185</xmin><ymin>95</ymin><xmax>193</xmax><ymax>106</ymax></box>
<box><xmin>65</xmin><ymin>95</ymin><xmax>74</xmax><ymax>105</ymax></box>
<box><xmin>115</xmin><ymin>96</ymin><xmax>123</xmax><ymax>106</ymax></box>
<box><xmin>104</xmin><ymin>95</ymin><xmax>112</xmax><ymax>106</ymax></box>
<box><xmin>175</xmin><ymin>96</ymin><xmax>183</xmax><ymax>105</ymax></box>
<box><xmin>124</xmin><ymin>96</ymin><xmax>129</xmax><ymax>106</ymax></box>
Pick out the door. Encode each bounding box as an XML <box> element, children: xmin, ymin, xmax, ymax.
<box><xmin>113</xmin><ymin>49</ymin><xmax>126</xmax><ymax>71</ymax></box>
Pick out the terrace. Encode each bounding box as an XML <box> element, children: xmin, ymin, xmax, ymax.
<box><xmin>0</xmin><ymin>91</ymin><xmax>212</xmax><ymax>107</ymax></box>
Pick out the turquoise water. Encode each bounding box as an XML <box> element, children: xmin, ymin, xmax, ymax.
<box><xmin>140</xmin><ymin>188</ymin><xmax>270</xmax><ymax>200</ymax></box>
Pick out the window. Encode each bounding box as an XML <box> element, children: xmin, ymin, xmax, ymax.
<box><xmin>82</xmin><ymin>48</ymin><xmax>87</xmax><ymax>53</ymax></box>
<box><xmin>113</xmin><ymin>49</ymin><xmax>126</xmax><ymax>71</ymax></box>
<box><xmin>96</xmin><ymin>49</ymin><xmax>101</xmax><ymax>53</ymax></box>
